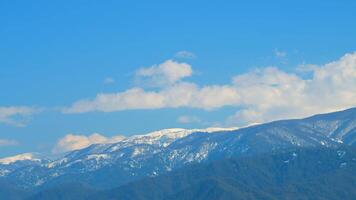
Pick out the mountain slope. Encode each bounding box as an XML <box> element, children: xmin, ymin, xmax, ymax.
<box><xmin>93</xmin><ymin>147</ymin><xmax>356</xmax><ymax>200</ymax></box>
<box><xmin>1</xmin><ymin>108</ymin><xmax>356</xmax><ymax>190</ymax></box>
<box><xmin>0</xmin><ymin>179</ymin><xmax>30</xmax><ymax>200</ymax></box>
<box><xmin>26</xmin><ymin>183</ymin><xmax>97</xmax><ymax>200</ymax></box>
<box><xmin>27</xmin><ymin>146</ymin><xmax>356</xmax><ymax>200</ymax></box>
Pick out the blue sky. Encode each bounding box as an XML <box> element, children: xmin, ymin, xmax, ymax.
<box><xmin>1</xmin><ymin>0</ymin><xmax>356</xmax><ymax>157</ymax></box>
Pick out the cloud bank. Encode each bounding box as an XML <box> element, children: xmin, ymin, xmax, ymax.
<box><xmin>63</xmin><ymin>53</ymin><xmax>356</xmax><ymax>126</ymax></box>
<box><xmin>0</xmin><ymin>106</ymin><xmax>40</xmax><ymax>127</ymax></box>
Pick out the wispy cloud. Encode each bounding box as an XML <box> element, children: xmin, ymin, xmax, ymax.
<box><xmin>103</xmin><ymin>77</ymin><xmax>115</xmax><ymax>84</ymax></box>
<box><xmin>177</xmin><ymin>115</ymin><xmax>201</xmax><ymax>124</ymax></box>
<box><xmin>175</xmin><ymin>51</ymin><xmax>196</xmax><ymax>59</ymax></box>
<box><xmin>0</xmin><ymin>106</ymin><xmax>41</xmax><ymax>127</ymax></box>
<box><xmin>274</xmin><ymin>49</ymin><xmax>287</xmax><ymax>58</ymax></box>
<box><xmin>0</xmin><ymin>139</ymin><xmax>18</xmax><ymax>147</ymax></box>
<box><xmin>62</xmin><ymin>52</ymin><xmax>356</xmax><ymax>126</ymax></box>
<box><xmin>296</xmin><ymin>63</ymin><xmax>319</xmax><ymax>72</ymax></box>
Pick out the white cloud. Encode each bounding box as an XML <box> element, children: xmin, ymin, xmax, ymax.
<box><xmin>103</xmin><ymin>77</ymin><xmax>115</xmax><ymax>84</ymax></box>
<box><xmin>52</xmin><ymin>133</ymin><xmax>125</xmax><ymax>153</ymax></box>
<box><xmin>175</xmin><ymin>51</ymin><xmax>196</xmax><ymax>59</ymax></box>
<box><xmin>62</xmin><ymin>82</ymin><xmax>240</xmax><ymax>113</ymax></box>
<box><xmin>177</xmin><ymin>115</ymin><xmax>201</xmax><ymax>124</ymax></box>
<box><xmin>0</xmin><ymin>106</ymin><xmax>40</xmax><ymax>127</ymax></box>
<box><xmin>274</xmin><ymin>49</ymin><xmax>287</xmax><ymax>58</ymax></box>
<box><xmin>135</xmin><ymin>60</ymin><xmax>193</xmax><ymax>87</ymax></box>
<box><xmin>0</xmin><ymin>139</ymin><xmax>18</xmax><ymax>147</ymax></box>
<box><xmin>63</xmin><ymin>52</ymin><xmax>356</xmax><ymax>126</ymax></box>
<box><xmin>228</xmin><ymin>52</ymin><xmax>356</xmax><ymax>125</ymax></box>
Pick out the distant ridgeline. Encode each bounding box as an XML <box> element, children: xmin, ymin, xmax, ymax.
<box><xmin>1</xmin><ymin>108</ymin><xmax>356</xmax><ymax>200</ymax></box>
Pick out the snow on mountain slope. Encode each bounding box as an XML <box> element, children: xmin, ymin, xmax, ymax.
<box><xmin>43</xmin><ymin>128</ymin><xmax>239</xmax><ymax>172</ymax></box>
<box><xmin>0</xmin><ymin>108</ymin><xmax>355</xmax><ymax>189</ymax></box>
<box><xmin>0</xmin><ymin>153</ymin><xmax>48</xmax><ymax>179</ymax></box>
<box><xmin>110</xmin><ymin>127</ymin><xmax>239</xmax><ymax>149</ymax></box>
<box><xmin>0</xmin><ymin>127</ymin><xmax>239</xmax><ymax>187</ymax></box>
<box><xmin>0</xmin><ymin>153</ymin><xmax>41</xmax><ymax>165</ymax></box>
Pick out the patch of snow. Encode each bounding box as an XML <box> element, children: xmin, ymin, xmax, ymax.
<box><xmin>108</xmin><ymin>127</ymin><xmax>238</xmax><ymax>152</ymax></box>
<box><xmin>131</xmin><ymin>148</ymin><xmax>146</xmax><ymax>157</ymax></box>
<box><xmin>47</xmin><ymin>158</ymin><xmax>68</xmax><ymax>168</ymax></box>
<box><xmin>0</xmin><ymin>153</ymin><xmax>41</xmax><ymax>165</ymax></box>
<box><xmin>86</xmin><ymin>154</ymin><xmax>110</xmax><ymax>161</ymax></box>
<box><xmin>51</xmin><ymin>172</ymin><xmax>60</xmax><ymax>177</ymax></box>
<box><xmin>35</xmin><ymin>179</ymin><xmax>45</xmax><ymax>186</ymax></box>
<box><xmin>331</xmin><ymin>138</ymin><xmax>344</xmax><ymax>143</ymax></box>
<box><xmin>337</xmin><ymin>150</ymin><xmax>346</xmax><ymax>158</ymax></box>
<box><xmin>183</xmin><ymin>142</ymin><xmax>217</xmax><ymax>163</ymax></box>
<box><xmin>0</xmin><ymin>169</ymin><xmax>10</xmax><ymax>176</ymax></box>
<box><xmin>133</xmin><ymin>127</ymin><xmax>238</xmax><ymax>142</ymax></box>
<box><xmin>64</xmin><ymin>159</ymin><xmax>83</xmax><ymax>167</ymax></box>
<box><xmin>340</xmin><ymin>162</ymin><xmax>347</xmax><ymax>168</ymax></box>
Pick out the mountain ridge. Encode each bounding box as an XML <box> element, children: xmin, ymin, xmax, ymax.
<box><xmin>0</xmin><ymin>107</ymin><xmax>355</xmax><ymax>190</ymax></box>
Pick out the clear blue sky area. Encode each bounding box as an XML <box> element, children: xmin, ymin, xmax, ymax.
<box><xmin>1</xmin><ymin>0</ymin><xmax>356</xmax><ymax>157</ymax></box>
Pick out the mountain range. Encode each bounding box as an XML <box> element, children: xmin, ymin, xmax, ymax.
<box><xmin>1</xmin><ymin>107</ymin><xmax>355</xmax><ymax>199</ymax></box>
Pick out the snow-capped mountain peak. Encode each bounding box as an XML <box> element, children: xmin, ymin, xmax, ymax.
<box><xmin>136</xmin><ymin>128</ymin><xmax>190</xmax><ymax>139</ymax></box>
<box><xmin>1</xmin><ymin>108</ymin><xmax>355</xmax><ymax>189</ymax></box>
<box><xmin>0</xmin><ymin>153</ymin><xmax>41</xmax><ymax>165</ymax></box>
<box><xmin>125</xmin><ymin>127</ymin><xmax>239</xmax><ymax>147</ymax></box>
<box><xmin>138</xmin><ymin>127</ymin><xmax>238</xmax><ymax>139</ymax></box>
